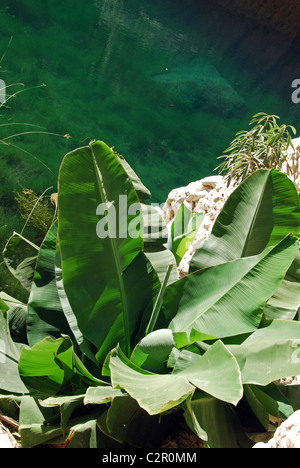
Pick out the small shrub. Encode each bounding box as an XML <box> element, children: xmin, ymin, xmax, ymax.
<box><xmin>217</xmin><ymin>112</ymin><xmax>297</xmax><ymax>186</ymax></box>
<box><xmin>14</xmin><ymin>187</ymin><xmax>55</xmax><ymax>236</ymax></box>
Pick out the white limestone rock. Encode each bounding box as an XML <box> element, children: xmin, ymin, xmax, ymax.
<box><xmin>253</xmin><ymin>411</ymin><xmax>300</xmax><ymax>448</ymax></box>
<box><xmin>162</xmin><ymin>175</ymin><xmax>234</xmax><ymax>277</ymax></box>
<box><xmin>0</xmin><ymin>422</ymin><xmax>18</xmax><ymax>449</ymax></box>
<box><xmin>280</xmin><ymin>376</ymin><xmax>300</xmax><ymax>386</ymax></box>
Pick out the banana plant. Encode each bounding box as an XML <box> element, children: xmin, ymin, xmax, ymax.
<box><xmin>0</xmin><ymin>141</ymin><xmax>300</xmax><ymax>449</ymax></box>
<box><xmin>189</xmin><ymin>169</ymin><xmax>300</xmax><ymax>321</ymax></box>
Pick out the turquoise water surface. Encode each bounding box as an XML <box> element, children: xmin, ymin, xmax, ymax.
<box><xmin>0</xmin><ymin>0</ymin><xmax>300</xmax><ymax>217</ymax></box>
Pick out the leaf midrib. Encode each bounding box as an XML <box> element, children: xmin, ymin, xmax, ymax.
<box><xmin>240</xmin><ymin>172</ymin><xmax>270</xmax><ymax>258</ymax></box>
<box><xmin>177</xmin><ymin>242</ymin><xmax>286</xmax><ymax>334</ymax></box>
<box><xmin>91</xmin><ymin>145</ymin><xmax>130</xmax><ymax>357</ymax></box>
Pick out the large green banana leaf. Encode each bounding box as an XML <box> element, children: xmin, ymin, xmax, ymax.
<box><xmin>55</xmin><ymin>246</ymin><xmax>85</xmax><ymax>348</ymax></box>
<box><xmin>57</xmin><ymin>141</ymin><xmax>159</xmax><ymax>362</ymax></box>
<box><xmin>264</xmin><ymin>248</ymin><xmax>300</xmax><ymax>320</ymax></box>
<box><xmin>228</xmin><ymin>320</ymin><xmax>300</xmax><ymax>385</ymax></box>
<box><xmin>142</xmin><ymin>203</ymin><xmax>178</xmax><ymax>285</ymax></box>
<box><xmin>55</xmin><ymin>243</ymin><xmax>104</xmax><ymax>375</ymax></box>
<box><xmin>19</xmin><ymin>395</ymin><xmax>103</xmax><ymax>448</ymax></box>
<box><xmin>109</xmin><ymin>337</ymin><xmax>243</xmax><ymax>414</ymax></box>
<box><xmin>159</xmin><ymin>236</ymin><xmax>299</xmax><ymax>342</ymax></box>
<box><xmin>243</xmin><ymin>384</ymin><xmax>293</xmax><ymax>431</ymax></box>
<box><xmin>3</xmin><ymin>232</ymin><xmax>39</xmax><ymax>294</ymax></box>
<box><xmin>172</xmin><ymin>340</ymin><xmax>243</xmax><ymax>405</ymax></box>
<box><xmin>109</xmin><ymin>346</ymin><xmax>195</xmax><ymax>415</ymax></box>
<box><xmin>130</xmin><ymin>328</ymin><xmax>175</xmax><ymax>374</ymax></box>
<box><xmin>26</xmin><ymin>222</ymin><xmax>74</xmax><ymax>346</ymax></box>
<box><xmin>0</xmin><ymin>292</ymin><xmax>27</xmax><ymax>344</ymax></box>
<box><xmin>190</xmin><ymin>169</ymin><xmax>300</xmax><ymax>272</ymax></box>
<box><xmin>97</xmin><ymin>393</ymin><xmax>172</xmax><ymax>448</ymax></box>
<box><xmin>0</xmin><ymin>311</ymin><xmax>28</xmax><ymax>394</ymax></box>
<box><xmin>117</xmin><ymin>154</ymin><xmax>178</xmax><ymax>285</ymax></box>
<box><xmin>19</xmin><ymin>396</ymin><xmax>64</xmax><ymax>448</ymax></box>
<box><xmin>18</xmin><ymin>335</ymin><xmax>106</xmax><ymax>397</ymax></box>
<box><xmin>131</xmin><ymin>330</ymin><xmax>243</xmax><ymax>405</ymax></box>
<box><xmin>183</xmin><ymin>392</ymin><xmax>253</xmax><ymax>448</ymax></box>
<box><xmin>170</xmin><ymin>320</ymin><xmax>300</xmax><ymax>389</ymax></box>
<box><xmin>18</xmin><ymin>337</ymin><xmax>70</xmax><ymax>396</ymax></box>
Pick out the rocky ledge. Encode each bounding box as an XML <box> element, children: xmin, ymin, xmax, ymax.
<box><xmin>253</xmin><ymin>411</ymin><xmax>300</xmax><ymax>449</ymax></box>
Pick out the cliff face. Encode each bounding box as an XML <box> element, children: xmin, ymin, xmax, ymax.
<box><xmin>212</xmin><ymin>0</ymin><xmax>300</xmax><ymax>41</ymax></box>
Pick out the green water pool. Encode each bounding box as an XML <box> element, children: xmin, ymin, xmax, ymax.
<box><xmin>0</xmin><ymin>0</ymin><xmax>299</xmax><ymax>212</ymax></box>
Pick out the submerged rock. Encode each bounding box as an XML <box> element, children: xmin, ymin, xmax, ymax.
<box><xmin>152</xmin><ymin>58</ymin><xmax>246</xmax><ymax>117</ymax></box>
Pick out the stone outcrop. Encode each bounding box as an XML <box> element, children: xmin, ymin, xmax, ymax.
<box><xmin>162</xmin><ymin>175</ymin><xmax>234</xmax><ymax>278</ymax></box>
<box><xmin>281</xmin><ymin>376</ymin><xmax>300</xmax><ymax>386</ymax></box>
<box><xmin>253</xmin><ymin>411</ymin><xmax>300</xmax><ymax>448</ymax></box>
<box><xmin>152</xmin><ymin>58</ymin><xmax>246</xmax><ymax>117</ymax></box>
